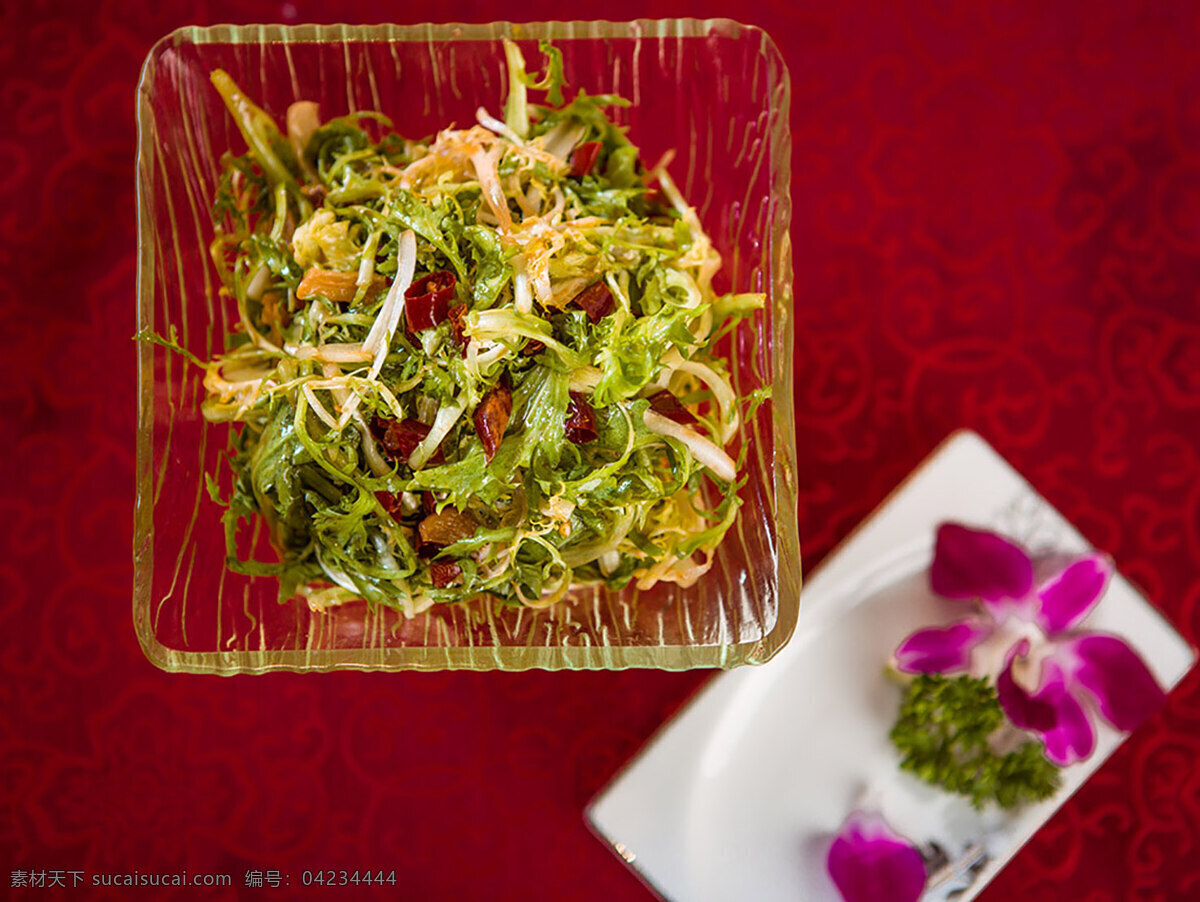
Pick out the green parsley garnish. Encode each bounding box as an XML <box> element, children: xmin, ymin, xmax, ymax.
<box><xmin>890</xmin><ymin>673</ymin><xmax>1062</xmax><ymax>810</ymax></box>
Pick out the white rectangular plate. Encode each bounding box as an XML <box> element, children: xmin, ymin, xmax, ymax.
<box><xmin>586</xmin><ymin>430</ymin><xmax>1197</xmax><ymax>901</ymax></box>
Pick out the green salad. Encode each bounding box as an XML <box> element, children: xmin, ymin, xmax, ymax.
<box><xmin>160</xmin><ymin>40</ymin><xmax>767</xmax><ymax>616</ymax></box>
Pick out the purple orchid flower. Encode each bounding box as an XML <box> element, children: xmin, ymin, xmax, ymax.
<box><xmin>895</xmin><ymin>523</ymin><xmax>1166</xmax><ymax>765</ymax></box>
<box><xmin>826</xmin><ymin>810</ymin><xmax>926</xmax><ymax>902</ymax></box>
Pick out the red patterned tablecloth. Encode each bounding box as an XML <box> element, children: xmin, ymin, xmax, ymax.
<box><xmin>4</xmin><ymin>1</ymin><xmax>1199</xmax><ymax>899</ymax></box>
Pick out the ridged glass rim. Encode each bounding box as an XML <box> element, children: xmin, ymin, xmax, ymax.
<box><xmin>133</xmin><ymin>19</ymin><xmax>799</xmax><ymax>673</ymax></box>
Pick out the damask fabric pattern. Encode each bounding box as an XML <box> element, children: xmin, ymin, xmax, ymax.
<box><xmin>3</xmin><ymin>1</ymin><xmax>1199</xmax><ymax>899</ymax></box>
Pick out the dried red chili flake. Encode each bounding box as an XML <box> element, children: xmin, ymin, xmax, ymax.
<box><xmin>371</xmin><ymin>416</ymin><xmax>427</xmax><ymax>458</ymax></box>
<box><xmin>647</xmin><ymin>390</ymin><xmax>698</xmax><ymax>426</ymax></box>
<box><xmin>474</xmin><ymin>383</ymin><xmax>513</xmax><ymax>462</ymax></box>
<box><xmin>447</xmin><ymin>303</ymin><xmax>469</xmax><ymax>351</ymax></box>
<box><xmin>569</xmin><ymin>280</ymin><xmax>614</xmax><ymax>324</ymax></box>
<box><xmin>370</xmin><ymin>416</ymin><xmax>445</xmax><ymax>464</ymax></box>
<box><xmin>430</xmin><ymin>560</ymin><xmax>463</xmax><ymax>588</ymax></box>
<box><xmin>565</xmin><ymin>392</ymin><xmax>597</xmax><ymax>444</ymax></box>
<box><xmin>570</xmin><ymin>140</ymin><xmax>603</xmax><ymax>178</ymax></box>
<box><xmin>375</xmin><ymin>490</ymin><xmax>405</xmax><ymax>519</ymax></box>
<box><xmin>405</xmin><ymin>270</ymin><xmax>457</xmax><ymax>332</ymax></box>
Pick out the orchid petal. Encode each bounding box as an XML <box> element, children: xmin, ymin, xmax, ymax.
<box><xmin>930</xmin><ymin>523</ymin><xmax>1033</xmax><ymax>608</ymax></box>
<box><xmin>995</xmin><ymin>642</ymin><xmax>1057</xmax><ymax>732</ymax></box>
<box><xmin>827</xmin><ymin>811</ymin><xmax>926</xmax><ymax>902</ymax></box>
<box><xmin>1035</xmin><ymin>684</ymin><xmax>1095</xmax><ymax>766</ymax></box>
<box><xmin>1065</xmin><ymin>633</ymin><xmax>1166</xmax><ymax>732</ymax></box>
<box><xmin>1035</xmin><ymin>553</ymin><xmax>1112</xmax><ymax>635</ymax></box>
<box><xmin>894</xmin><ymin>619</ymin><xmax>993</xmax><ymax>675</ymax></box>
<box><xmin>998</xmin><ymin>655</ymin><xmax>1095</xmax><ymax>766</ymax></box>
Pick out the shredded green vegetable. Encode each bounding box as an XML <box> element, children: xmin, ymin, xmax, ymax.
<box><xmin>170</xmin><ymin>41</ymin><xmax>767</xmax><ymax>615</ymax></box>
<box><xmin>891</xmin><ymin>674</ymin><xmax>1062</xmax><ymax>810</ymax></box>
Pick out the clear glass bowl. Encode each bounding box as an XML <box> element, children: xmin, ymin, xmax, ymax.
<box><xmin>134</xmin><ymin>19</ymin><xmax>799</xmax><ymax>672</ymax></box>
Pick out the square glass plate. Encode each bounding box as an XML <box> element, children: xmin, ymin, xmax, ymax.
<box><xmin>586</xmin><ymin>430</ymin><xmax>1196</xmax><ymax>899</ymax></box>
<box><xmin>133</xmin><ymin>20</ymin><xmax>798</xmax><ymax>672</ymax></box>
